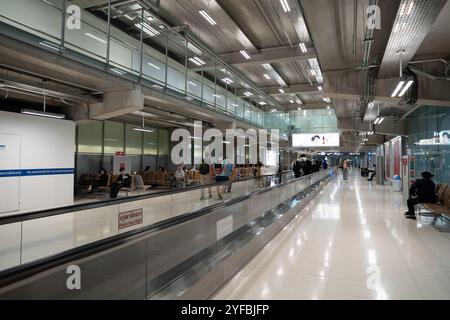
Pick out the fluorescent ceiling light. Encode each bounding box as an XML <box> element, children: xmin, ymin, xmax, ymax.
<box><xmin>39</xmin><ymin>41</ymin><xmax>60</xmax><ymax>51</ymax></box>
<box><xmin>323</xmin><ymin>97</ymin><xmax>331</xmax><ymax>103</ymax></box>
<box><xmin>299</xmin><ymin>43</ymin><xmax>307</xmax><ymax>53</ymax></box>
<box><xmin>259</xmin><ymin>102</ymin><xmax>267</xmax><ymax>105</ymax></box>
<box><xmin>280</xmin><ymin>0</ymin><xmax>291</xmax><ymax>12</ymax></box>
<box><xmin>240</xmin><ymin>50</ymin><xmax>251</xmax><ymax>60</ymax></box>
<box><xmin>189</xmin><ymin>57</ymin><xmax>206</xmax><ymax>66</ymax></box>
<box><xmin>135</xmin><ymin>23</ymin><xmax>160</xmax><ymax>37</ymax></box>
<box><xmin>297</xmin><ymin>107</ymin><xmax>302</xmax><ymax>111</ymax></box>
<box><xmin>327</xmin><ymin>106</ymin><xmax>331</xmax><ymax>109</ymax></box>
<box><xmin>279</xmin><ymin>88</ymin><xmax>285</xmax><ymax>93</ymax></box>
<box><xmin>111</xmin><ymin>68</ymin><xmax>126</xmax><ymax>75</ymax></box>
<box><xmin>318</xmin><ymin>86</ymin><xmax>323</xmax><ymax>91</ymax></box>
<box><xmin>391</xmin><ymin>81</ymin><xmax>405</xmax><ymax>97</ymax></box>
<box><xmin>244</xmin><ymin>91</ymin><xmax>253</xmax><ymax>97</ymax></box>
<box><xmin>221</xmin><ymin>77</ymin><xmax>234</xmax><ymax>84</ymax></box>
<box><xmin>310</xmin><ymin>69</ymin><xmax>317</xmax><ymax>76</ymax></box>
<box><xmin>222</xmin><ymin>141</ymin><xmax>231</xmax><ymax>144</ymax></box>
<box><xmin>398</xmin><ymin>80</ymin><xmax>414</xmax><ymax>97</ymax></box>
<box><xmin>147</xmin><ymin>15</ymin><xmax>154</xmax><ymax>21</ymax></box>
<box><xmin>21</xmin><ymin>109</ymin><xmax>65</xmax><ymax>119</ymax></box>
<box><xmin>289</xmin><ymin>100</ymin><xmax>294</xmax><ymax>104</ymax></box>
<box><xmin>133</xmin><ymin>128</ymin><xmax>154</xmax><ymax>133</ymax></box>
<box><xmin>148</xmin><ymin>62</ymin><xmax>161</xmax><ymax>70</ymax></box>
<box><xmin>263</xmin><ymin>74</ymin><xmax>271</xmax><ymax>80</ymax></box>
<box><xmin>232</xmin><ymin>104</ymin><xmax>239</xmax><ymax>107</ymax></box>
<box><xmin>199</xmin><ymin>10</ymin><xmax>217</xmax><ymax>25</ymax></box>
<box><xmin>213</xmin><ymin>94</ymin><xmax>222</xmax><ymax>98</ymax></box>
<box><xmin>84</xmin><ymin>32</ymin><xmax>107</xmax><ymax>44</ymax></box>
<box><xmin>187</xmin><ymin>81</ymin><xmax>197</xmax><ymax>86</ymax></box>
<box><xmin>378</xmin><ymin>117</ymin><xmax>385</xmax><ymax>124</ymax></box>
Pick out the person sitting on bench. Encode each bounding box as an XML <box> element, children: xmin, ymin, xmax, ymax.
<box><xmin>87</xmin><ymin>168</ymin><xmax>108</xmax><ymax>193</ymax></box>
<box><xmin>110</xmin><ymin>168</ymin><xmax>130</xmax><ymax>199</ymax></box>
<box><xmin>405</xmin><ymin>171</ymin><xmax>437</xmax><ymax>220</ymax></box>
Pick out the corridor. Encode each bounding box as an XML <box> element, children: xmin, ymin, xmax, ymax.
<box><xmin>213</xmin><ymin>171</ymin><xmax>450</xmax><ymax>300</ymax></box>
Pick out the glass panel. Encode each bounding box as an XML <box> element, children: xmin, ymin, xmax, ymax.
<box><xmin>144</xmin><ymin>129</ymin><xmax>158</xmax><ymax>155</ymax></box>
<box><xmin>104</xmin><ymin>121</ymin><xmax>124</xmax><ymax>154</ymax></box>
<box><xmin>125</xmin><ymin>124</ymin><xmax>142</xmax><ymax>155</ymax></box>
<box><xmin>65</xmin><ymin>0</ymin><xmax>107</xmax><ymax>62</ymax></box>
<box><xmin>0</xmin><ymin>223</ymin><xmax>21</xmax><ymax>272</ymax></box>
<box><xmin>77</xmin><ymin>121</ymin><xmax>102</xmax><ymax>153</ymax></box>
<box><xmin>142</xmin><ymin>53</ymin><xmax>166</xmax><ymax>85</ymax></box>
<box><xmin>0</xmin><ymin>0</ymin><xmax>62</xmax><ymax>45</ymax></box>
<box><xmin>158</xmin><ymin>129</ymin><xmax>169</xmax><ymax>156</ymax></box>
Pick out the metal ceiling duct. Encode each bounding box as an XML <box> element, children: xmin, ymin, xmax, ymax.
<box><xmin>378</xmin><ymin>0</ymin><xmax>447</xmax><ymax>78</ymax></box>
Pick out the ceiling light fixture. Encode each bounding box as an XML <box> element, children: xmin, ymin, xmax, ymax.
<box><xmin>398</xmin><ymin>80</ymin><xmax>414</xmax><ymax>97</ymax></box>
<box><xmin>279</xmin><ymin>88</ymin><xmax>285</xmax><ymax>93</ymax></box>
<box><xmin>199</xmin><ymin>10</ymin><xmax>217</xmax><ymax>25</ymax></box>
<box><xmin>280</xmin><ymin>0</ymin><xmax>291</xmax><ymax>12</ymax></box>
<box><xmin>21</xmin><ymin>109</ymin><xmax>65</xmax><ymax>119</ymax></box>
<box><xmin>259</xmin><ymin>102</ymin><xmax>267</xmax><ymax>105</ymax></box>
<box><xmin>391</xmin><ymin>50</ymin><xmax>414</xmax><ymax>97</ymax></box>
<box><xmin>244</xmin><ymin>91</ymin><xmax>253</xmax><ymax>97</ymax></box>
<box><xmin>299</xmin><ymin>43</ymin><xmax>307</xmax><ymax>53</ymax></box>
<box><xmin>134</xmin><ymin>111</ymin><xmax>154</xmax><ymax>133</ymax></box>
<box><xmin>148</xmin><ymin>62</ymin><xmax>161</xmax><ymax>70</ymax></box>
<box><xmin>221</xmin><ymin>77</ymin><xmax>234</xmax><ymax>84</ymax></box>
<box><xmin>318</xmin><ymin>86</ymin><xmax>322</xmax><ymax>91</ymax></box>
<box><xmin>310</xmin><ymin>69</ymin><xmax>317</xmax><ymax>76</ymax></box>
<box><xmin>289</xmin><ymin>100</ymin><xmax>294</xmax><ymax>104</ymax></box>
<box><xmin>135</xmin><ymin>23</ymin><xmax>160</xmax><ymax>37</ymax></box>
<box><xmin>240</xmin><ymin>50</ymin><xmax>251</xmax><ymax>60</ymax></box>
<box><xmin>189</xmin><ymin>57</ymin><xmax>206</xmax><ymax>66</ymax></box>
<box><xmin>84</xmin><ymin>32</ymin><xmax>107</xmax><ymax>44</ymax></box>
<box><xmin>263</xmin><ymin>74</ymin><xmax>271</xmax><ymax>80</ymax></box>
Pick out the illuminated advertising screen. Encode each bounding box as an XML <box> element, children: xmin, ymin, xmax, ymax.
<box><xmin>292</xmin><ymin>133</ymin><xmax>340</xmax><ymax>147</ymax></box>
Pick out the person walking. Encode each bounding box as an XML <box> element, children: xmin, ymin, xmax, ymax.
<box><xmin>342</xmin><ymin>161</ymin><xmax>349</xmax><ymax>183</ymax></box>
<box><xmin>199</xmin><ymin>159</ymin><xmax>212</xmax><ymax>200</ymax></box>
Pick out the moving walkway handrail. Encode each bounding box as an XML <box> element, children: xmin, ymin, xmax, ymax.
<box><xmin>0</xmin><ymin>171</ymin><xmax>293</xmax><ymax>225</ymax></box>
<box><xmin>0</xmin><ymin>170</ymin><xmax>325</xmax><ymax>287</ymax></box>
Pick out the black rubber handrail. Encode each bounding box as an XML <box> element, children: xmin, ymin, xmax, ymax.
<box><xmin>0</xmin><ymin>171</ymin><xmax>294</xmax><ymax>225</ymax></box>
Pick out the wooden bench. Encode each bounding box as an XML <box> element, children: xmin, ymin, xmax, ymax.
<box><xmin>417</xmin><ymin>183</ymin><xmax>450</xmax><ymax>232</ymax></box>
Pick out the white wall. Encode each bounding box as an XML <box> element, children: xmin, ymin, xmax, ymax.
<box><xmin>0</xmin><ymin>111</ymin><xmax>75</xmax><ymax>214</ymax></box>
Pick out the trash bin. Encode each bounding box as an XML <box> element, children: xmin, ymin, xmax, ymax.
<box><xmin>392</xmin><ymin>175</ymin><xmax>402</xmax><ymax>192</ymax></box>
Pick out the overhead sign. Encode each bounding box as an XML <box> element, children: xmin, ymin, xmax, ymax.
<box><xmin>292</xmin><ymin>133</ymin><xmax>340</xmax><ymax>147</ymax></box>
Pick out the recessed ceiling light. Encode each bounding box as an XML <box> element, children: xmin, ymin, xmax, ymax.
<box><xmin>221</xmin><ymin>78</ymin><xmax>234</xmax><ymax>84</ymax></box>
<box><xmin>279</xmin><ymin>88</ymin><xmax>285</xmax><ymax>93</ymax></box>
<box><xmin>199</xmin><ymin>10</ymin><xmax>217</xmax><ymax>25</ymax></box>
<box><xmin>263</xmin><ymin>74</ymin><xmax>271</xmax><ymax>80</ymax></box>
<box><xmin>244</xmin><ymin>91</ymin><xmax>253</xmax><ymax>97</ymax></box>
<box><xmin>299</xmin><ymin>43</ymin><xmax>307</xmax><ymax>53</ymax></box>
<box><xmin>290</xmin><ymin>100</ymin><xmax>294</xmax><ymax>104</ymax></box>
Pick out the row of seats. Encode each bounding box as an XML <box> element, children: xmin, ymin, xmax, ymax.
<box><xmin>76</xmin><ymin>174</ymin><xmax>146</xmax><ymax>195</ymax></box>
<box><xmin>420</xmin><ymin>183</ymin><xmax>450</xmax><ymax>215</ymax></box>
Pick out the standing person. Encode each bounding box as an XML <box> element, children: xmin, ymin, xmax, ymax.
<box><xmin>293</xmin><ymin>160</ymin><xmax>302</xmax><ymax>178</ymax></box>
<box><xmin>322</xmin><ymin>159</ymin><xmax>328</xmax><ymax>170</ymax></box>
<box><xmin>199</xmin><ymin>159</ymin><xmax>212</xmax><ymax>200</ymax></box>
<box><xmin>110</xmin><ymin>168</ymin><xmax>130</xmax><ymax>199</ymax></box>
<box><xmin>214</xmin><ymin>158</ymin><xmax>226</xmax><ymax>200</ymax></box>
<box><xmin>342</xmin><ymin>161</ymin><xmax>349</xmax><ymax>183</ymax></box>
<box><xmin>405</xmin><ymin>171</ymin><xmax>437</xmax><ymax>220</ymax></box>
<box><xmin>173</xmin><ymin>165</ymin><xmax>186</xmax><ymax>189</ymax></box>
<box><xmin>223</xmin><ymin>158</ymin><xmax>234</xmax><ymax>193</ymax></box>
<box><xmin>368</xmin><ymin>164</ymin><xmax>376</xmax><ymax>181</ymax></box>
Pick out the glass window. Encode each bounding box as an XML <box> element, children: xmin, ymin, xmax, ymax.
<box><xmin>104</xmin><ymin>121</ymin><xmax>124</xmax><ymax>154</ymax></box>
<box><xmin>158</xmin><ymin>129</ymin><xmax>169</xmax><ymax>156</ymax></box>
<box><xmin>125</xmin><ymin>124</ymin><xmax>142</xmax><ymax>155</ymax></box>
<box><xmin>77</xmin><ymin>121</ymin><xmax>102</xmax><ymax>154</ymax></box>
<box><xmin>144</xmin><ymin>129</ymin><xmax>158</xmax><ymax>155</ymax></box>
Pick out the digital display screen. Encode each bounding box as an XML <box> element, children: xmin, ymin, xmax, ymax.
<box><xmin>292</xmin><ymin>133</ymin><xmax>340</xmax><ymax>147</ymax></box>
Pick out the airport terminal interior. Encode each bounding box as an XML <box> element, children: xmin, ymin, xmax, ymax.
<box><xmin>0</xmin><ymin>0</ymin><xmax>450</xmax><ymax>301</ymax></box>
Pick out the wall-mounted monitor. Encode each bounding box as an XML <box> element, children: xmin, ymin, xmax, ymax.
<box><xmin>292</xmin><ymin>133</ymin><xmax>340</xmax><ymax>147</ymax></box>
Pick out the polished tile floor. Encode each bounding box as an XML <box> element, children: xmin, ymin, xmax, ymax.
<box><xmin>213</xmin><ymin>171</ymin><xmax>450</xmax><ymax>300</ymax></box>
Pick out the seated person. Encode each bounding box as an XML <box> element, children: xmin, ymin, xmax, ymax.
<box><xmin>87</xmin><ymin>169</ymin><xmax>108</xmax><ymax>194</ymax></box>
<box><xmin>171</xmin><ymin>165</ymin><xmax>186</xmax><ymax>189</ymax></box>
<box><xmin>405</xmin><ymin>171</ymin><xmax>437</xmax><ymax>220</ymax></box>
<box><xmin>110</xmin><ymin>168</ymin><xmax>131</xmax><ymax>199</ymax></box>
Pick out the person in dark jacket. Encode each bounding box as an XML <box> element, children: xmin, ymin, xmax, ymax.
<box><xmin>110</xmin><ymin>168</ymin><xmax>131</xmax><ymax>199</ymax></box>
<box><xmin>405</xmin><ymin>171</ymin><xmax>437</xmax><ymax>220</ymax></box>
<box><xmin>293</xmin><ymin>160</ymin><xmax>302</xmax><ymax>178</ymax></box>
<box><xmin>87</xmin><ymin>169</ymin><xmax>108</xmax><ymax>194</ymax></box>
